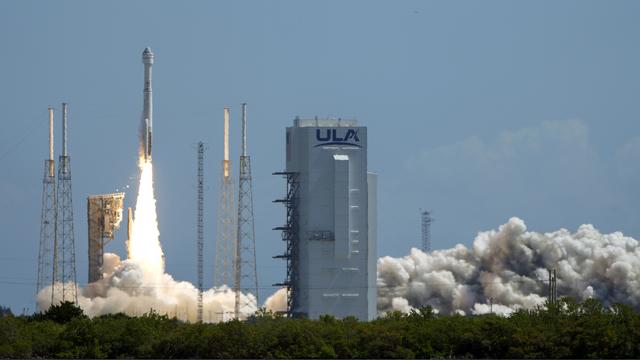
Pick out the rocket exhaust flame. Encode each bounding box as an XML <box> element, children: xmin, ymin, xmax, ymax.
<box><xmin>127</xmin><ymin>159</ymin><xmax>164</xmax><ymax>280</ymax></box>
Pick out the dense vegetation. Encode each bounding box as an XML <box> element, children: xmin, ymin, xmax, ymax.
<box><xmin>1</xmin><ymin>298</ymin><xmax>639</xmax><ymax>358</ymax></box>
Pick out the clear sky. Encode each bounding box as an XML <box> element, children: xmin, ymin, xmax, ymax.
<box><xmin>1</xmin><ymin>0</ymin><xmax>639</xmax><ymax>313</ymax></box>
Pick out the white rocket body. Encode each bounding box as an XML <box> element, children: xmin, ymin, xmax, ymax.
<box><xmin>142</xmin><ymin>47</ymin><xmax>154</xmax><ymax>161</ymax></box>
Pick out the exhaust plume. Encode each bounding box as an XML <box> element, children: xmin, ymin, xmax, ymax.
<box><xmin>378</xmin><ymin>217</ymin><xmax>640</xmax><ymax>315</ymax></box>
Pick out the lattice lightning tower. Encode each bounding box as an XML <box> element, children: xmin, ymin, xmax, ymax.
<box><xmin>196</xmin><ymin>142</ymin><xmax>204</xmax><ymax>323</ymax></box>
<box><xmin>234</xmin><ymin>103</ymin><xmax>258</xmax><ymax>319</ymax></box>
<box><xmin>37</xmin><ymin>107</ymin><xmax>57</xmax><ymax>306</ymax></box>
<box><xmin>421</xmin><ymin>210</ymin><xmax>433</xmax><ymax>252</ymax></box>
<box><xmin>215</xmin><ymin>108</ymin><xmax>236</xmax><ymax>288</ymax></box>
<box><xmin>52</xmin><ymin>103</ymin><xmax>78</xmax><ymax>304</ymax></box>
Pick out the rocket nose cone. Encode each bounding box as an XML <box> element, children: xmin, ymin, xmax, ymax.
<box><xmin>142</xmin><ymin>47</ymin><xmax>154</xmax><ymax>63</ymax></box>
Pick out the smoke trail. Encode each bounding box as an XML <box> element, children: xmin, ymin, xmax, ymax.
<box><xmin>378</xmin><ymin>217</ymin><xmax>640</xmax><ymax>315</ymax></box>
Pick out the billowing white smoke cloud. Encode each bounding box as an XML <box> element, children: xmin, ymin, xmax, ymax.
<box><xmin>264</xmin><ymin>288</ymin><xmax>287</xmax><ymax>313</ymax></box>
<box><xmin>37</xmin><ymin>253</ymin><xmax>258</xmax><ymax>323</ymax></box>
<box><xmin>378</xmin><ymin>217</ymin><xmax>640</xmax><ymax>316</ymax></box>
<box><xmin>39</xmin><ymin>217</ymin><xmax>640</xmax><ymax>320</ymax></box>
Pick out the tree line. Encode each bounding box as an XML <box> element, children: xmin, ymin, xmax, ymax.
<box><xmin>0</xmin><ymin>297</ymin><xmax>639</xmax><ymax>358</ymax></box>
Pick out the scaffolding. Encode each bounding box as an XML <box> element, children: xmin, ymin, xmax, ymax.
<box><xmin>273</xmin><ymin>171</ymin><xmax>300</xmax><ymax>318</ymax></box>
<box><xmin>87</xmin><ymin>193</ymin><xmax>125</xmax><ymax>283</ymax></box>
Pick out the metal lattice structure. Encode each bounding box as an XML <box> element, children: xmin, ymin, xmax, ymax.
<box><xmin>87</xmin><ymin>193</ymin><xmax>125</xmax><ymax>283</ymax></box>
<box><xmin>37</xmin><ymin>107</ymin><xmax>57</xmax><ymax>305</ymax></box>
<box><xmin>234</xmin><ymin>103</ymin><xmax>258</xmax><ymax>319</ymax></box>
<box><xmin>53</xmin><ymin>103</ymin><xmax>78</xmax><ymax>304</ymax></box>
<box><xmin>421</xmin><ymin>210</ymin><xmax>433</xmax><ymax>252</ymax></box>
<box><xmin>196</xmin><ymin>142</ymin><xmax>204</xmax><ymax>323</ymax></box>
<box><xmin>273</xmin><ymin>171</ymin><xmax>300</xmax><ymax>318</ymax></box>
<box><xmin>215</xmin><ymin>108</ymin><xmax>236</xmax><ymax>288</ymax></box>
<box><xmin>548</xmin><ymin>268</ymin><xmax>558</xmax><ymax>306</ymax></box>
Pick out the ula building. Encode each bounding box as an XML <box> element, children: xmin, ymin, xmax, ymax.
<box><xmin>275</xmin><ymin>118</ymin><xmax>377</xmax><ymax>320</ymax></box>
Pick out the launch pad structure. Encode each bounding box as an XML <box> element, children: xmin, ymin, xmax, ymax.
<box><xmin>53</xmin><ymin>103</ymin><xmax>78</xmax><ymax>304</ymax></box>
<box><xmin>37</xmin><ymin>104</ymin><xmax>79</xmax><ymax>306</ymax></box>
<box><xmin>87</xmin><ymin>193</ymin><xmax>125</xmax><ymax>283</ymax></box>
<box><xmin>37</xmin><ymin>108</ymin><xmax>57</xmax><ymax>304</ymax></box>
<box><xmin>273</xmin><ymin>171</ymin><xmax>300</xmax><ymax>318</ymax></box>
<box><xmin>214</xmin><ymin>108</ymin><xmax>236</xmax><ymax>288</ymax></box>
<box><xmin>234</xmin><ymin>103</ymin><xmax>259</xmax><ymax>319</ymax></box>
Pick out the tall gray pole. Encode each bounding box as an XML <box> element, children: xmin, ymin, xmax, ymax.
<box><xmin>62</xmin><ymin>103</ymin><xmax>68</xmax><ymax>157</ymax></box>
<box><xmin>241</xmin><ymin>103</ymin><xmax>247</xmax><ymax>156</ymax></box>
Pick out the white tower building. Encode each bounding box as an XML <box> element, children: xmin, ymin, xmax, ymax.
<box><xmin>276</xmin><ymin>118</ymin><xmax>377</xmax><ymax>320</ymax></box>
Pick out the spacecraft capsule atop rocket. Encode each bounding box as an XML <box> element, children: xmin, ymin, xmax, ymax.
<box><xmin>142</xmin><ymin>47</ymin><xmax>154</xmax><ymax>161</ymax></box>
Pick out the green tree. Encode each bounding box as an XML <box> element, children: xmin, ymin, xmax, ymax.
<box><xmin>36</xmin><ymin>301</ymin><xmax>86</xmax><ymax>324</ymax></box>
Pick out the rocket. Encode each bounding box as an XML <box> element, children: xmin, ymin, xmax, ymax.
<box><xmin>142</xmin><ymin>47</ymin><xmax>154</xmax><ymax>161</ymax></box>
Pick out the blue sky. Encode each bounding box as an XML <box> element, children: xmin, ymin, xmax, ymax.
<box><xmin>1</xmin><ymin>0</ymin><xmax>639</xmax><ymax>312</ymax></box>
